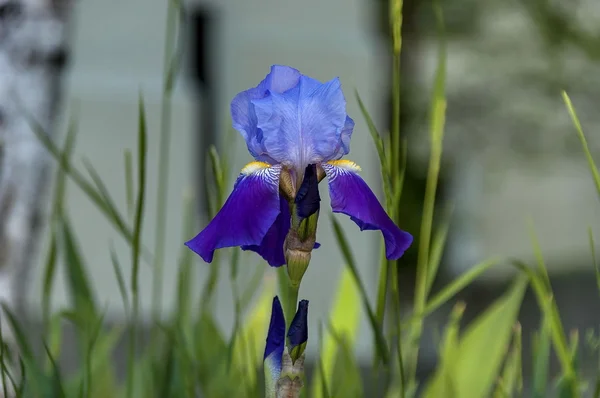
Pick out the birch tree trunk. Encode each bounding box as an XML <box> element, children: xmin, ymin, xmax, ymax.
<box><xmin>0</xmin><ymin>0</ymin><xmax>72</xmax><ymax>393</ymax></box>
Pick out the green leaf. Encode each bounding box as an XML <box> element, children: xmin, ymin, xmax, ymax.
<box><xmin>311</xmin><ymin>267</ymin><xmax>362</xmax><ymax>398</ymax></box>
<box><xmin>403</xmin><ymin>257</ymin><xmax>500</xmax><ymax>326</ymax></box>
<box><xmin>328</xmin><ymin>328</ymin><xmax>364</xmax><ymax>397</ymax></box>
<box><xmin>588</xmin><ymin>227</ymin><xmax>600</xmax><ymax>295</ymax></box>
<box><xmin>532</xmin><ymin>312</ymin><xmax>552</xmax><ymax>398</ymax></box>
<box><xmin>409</xmin><ymin>4</ymin><xmax>447</xmax><ymax>381</ymax></box>
<box><xmin>423</xmin><ymin>302</ymin><xmax>465</xmax><ymax>398</ymax></box>
<box><xmin>562</xmin><ymin>91</ymin><xmax>600</xmax><ymax>199</ymax></box>
<box><xmin>330</xmin><ymin>216</ymin><xmax>389</xmax><ymax>364</ymax></box>
<box><xmin>493</xmin><ymin>323</ymin><xmax>523</xmax><ymax>398</ymax></box>
<box><xmin>59</xmin><ymin>216</ymin><xmax>97</xmax><ymax>317</ymax></box>
<box><xmin>231</xmin><ymin>277</ymin><xmax>276</xmax><ymax>392</ymax></box>
<box><xmin>124</xmin><ymin>149</ymin><xmax>135</xmax><ymax>219</ymax></box>
<box><xmin>110</xmin><ymin>246</ymin><xmax>130</xmax><ymax>315</ymax></box>
<box><xmin>434</xmin><ymin>277</ymin><xmax>527</xmax><ymax>398</ymax></box>
<box><xmin>195</xmin><ymin>311</ymin><xmax>228</xmax><ymax>394</ymax></box>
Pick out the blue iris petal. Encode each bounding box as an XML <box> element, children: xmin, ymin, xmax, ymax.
<box><xmin>295</xmin><ymin>164</ymin><xmax>321</xmax><ymax>219</ymax></box>
<box><xmin>230</xmin><ymin>65</ymin><xmax>301</xmax><ymax>162</ymax></box>
<box><xmin>323</xmin><ymin>163</ymin><xmax>413</xmax><ymax>260</ymax></box>
<box><xmin>242</xmin><ymin>196</ymin><xmax>290</xmax><ymax>267</ymax></box>
<box><xmin>231</xmin><ymin>65</ymin><xmax>354</xmax><ymax>169</ymax></box>
<box><xmin>185</xmin><ymin>165</ymin><xmax>282</xmax><ymax>263</ymax></box>
<box><xmin>264</xmin><ymin>296</ymin><xmax>286</xmax><ymax>395</ymax></box>
<box><xmin>252</xmin><ymin>75</ymin><xmax>349</xmax><ymax>169</ymax></box>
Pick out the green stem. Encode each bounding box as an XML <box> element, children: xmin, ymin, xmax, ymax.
<box><xmin>390</xmin><ymin>259</ymin><xmax>406</xmax><ymax>398</ymax></box>
<box><xmin>151</xmin><ymin>0</ymin><xmax>178</xmax><ymax>331</ymax></box>
<box><xmin>284</xmin><ymin>278</ymin><xmax>300</xmax><ymax>336</ymax></box>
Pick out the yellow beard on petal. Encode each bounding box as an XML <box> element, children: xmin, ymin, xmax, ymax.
<box><xmin>327</xmin><ymin>159</ymin><xmax>362</xmax><ymax>172</ymax></box>
<box><xmin>241</xmin><ymin>161</ymin><xmax>272</xmax><ymax>175</ymax></box>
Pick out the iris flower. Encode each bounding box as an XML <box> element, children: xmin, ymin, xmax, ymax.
<box><xmin>185</xmin><ymin>65</ymin><xmax>413</xmax><ymax>266</ymax></box>
<box><xmin>264</xmin><ymin>297</ymin><xmax>308</xmax><ymax>396</ymax></box>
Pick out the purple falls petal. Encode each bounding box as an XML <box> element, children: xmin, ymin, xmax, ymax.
<box><xmin>185</xmin><ymin>163</ymin><xmax>282</xmax><ymax>263</ymax></box>
<box><xmin>322</xmin><ymin>161</ymin><xmax>413</xmax><ymax>260</ymax></box>
<box><xmin>230</xmin><ymin>65</ymin><xmax>301</xmax><ymax>162</ymax></box>
<box><xmin>241</xmin><ymin>196</ymin><xmax>290</xmax><ymax>267</ymax></box>
<box><xmin>264</xmin><ymin>296</ymin><xmax>286</xmax><ymax>395</ymax></box>
<box><xmin>251</xmin><ymin>74</ymin><xmax>351</xmax><ymax>169</ymax></box>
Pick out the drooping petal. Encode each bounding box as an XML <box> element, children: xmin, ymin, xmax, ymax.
<box><xmin>242</xmin><ymin>196</ymin><xmax>290</xmax><ymax>267</ymax></box>
<box><xmin>230</xmin><ymin>65</ymin><xmax>301</xmax><ymax>162</ymax></box>
<box><xmin>251</xmin><ymin>74</ymin><xmax>350</xmax><ymax>169</ymax></box>
<box><xmin>264</xmin><ymin>297</ymin><xmax>286</xmax><ymax>396</ymax></box>
<box><xmin>185</xmin><ymin>163</ymin><xmax>281</xmax><ymax>263</ymax></box>
<box><xmin>322</xmin><ymin>160</ymin><xmax>413</xmax><ymax>260</ymax></box>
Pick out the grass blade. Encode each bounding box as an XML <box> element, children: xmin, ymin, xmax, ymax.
<box><xmin>126</xmin><ymin>93</ymin><xmax>148</xmax><ymax>398</ymax></box>
<box><xmin>408</xmin><ymin>2</ymin><xmax>447</xmax><ymax>381</ymax></box>
<box><xmin>562</xmin><ymin>91</ymin><xmax>600</xmax><ymax>198</ymax></box>
<box><xmin>331</xmin><ymin>216</ymin><xmax>389</xmax><ymax>364</ymax></box>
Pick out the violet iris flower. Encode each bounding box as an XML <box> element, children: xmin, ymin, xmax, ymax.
<box><xmin>185</xmin><ymin>65</ymin><xmax>413</xmax><ymax>266</ymax></box>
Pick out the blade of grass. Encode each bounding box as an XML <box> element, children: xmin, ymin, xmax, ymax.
<box><xmin>402</xmin><ymin>257</ymin><xmax>500</xmax><ymax>328</ymax></box>
<box><xmin>110</xmin><ymin>246</ymin><xmax>130</xmax><ymax>315</ymax></box>
<box><xmin>124</xmin><ymin>150</ymin><xmax>134</xmax><ymax>218</ymax></box>
<box><xmin>562</xmin><ymin>91</ymin><xmax>600</xmax><ymax>197</ymax></box>
<box><xmin>532</xmin><ymin>312</ymin><xmax>552</xmax><ymax>398</ymax></box>
<box><xmin>152</xmin><ymin>0</ymin><xmax>182</xmax><ymax>342</ymax></box>
<box><xmin>25</xmin><ymin>106</ymin><xmax>154</xmax><ymax>265</ymax></box>
<box><xmin>59</xmin><ymin>216</ymin><xmax>98</xmax><ymax>317</ymax></box>
<box><xmin>175</xmin><ymin>187</ymin><xmax>196</xmax><ymax>327</ymax></box>
<box><xmin>589</xmin><ymin>227</ymin><xmax>600</xmax><ymax>294</ymax></box>
<box><xmin>43</xmin><ymin>113</ymin><xmax>78</xmax><ymax>331</ymax></box>
<box><xmin>408</xmin><ymin>1</ymin><xmax>447</xmax><ymax>382</ymax></box>
<box><xmin>528</xmin><ymin>220</ymin><xmax>551</xmax><ymax>290</ymax></box>
<box><xmin>424</xmin><ymin>204</ymin><xmax>454</xmax><ymax>298</ymax></box>
<box><xmin>126</xmin><ymin>93</ymin><xmax>148</xmax><ymax>398</ymax></box>
<box><xmin>511</xmin><ymin>260</ymin><xmax>578</xmax><ymax>397</ymax></box>
<box><xmin>331</xmin><ymin>216</ymin><xmax>389</xmax><ymax>364</ymax></box>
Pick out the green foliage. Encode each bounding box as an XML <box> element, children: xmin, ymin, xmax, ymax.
<box><xmin>3</xmin><ymin>0</ymin><xmax>600</xmax><ymax>397</ymax></box>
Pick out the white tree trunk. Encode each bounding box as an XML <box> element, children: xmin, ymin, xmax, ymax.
<box><xmin>0</xmin><ymin>0</ymin><xmax>72</xmax><ymax>393</ymax></box>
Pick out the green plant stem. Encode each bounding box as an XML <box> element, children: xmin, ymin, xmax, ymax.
<box><xmin>390</xmin><ymin>259</ymin><xmax>406</xmax><ymax>398</ymax></box>
<box><xmin>151</xmin><ymin>0</ymin><xmax>177</xmax><ymax>331</ymax></box>
<box><xmin>284</xmin><ymin>279</ymin><xmax>300</xmax><ymax>336</ymax></box>
<box><xmin>126</xmin><ymin>96</ymin><xmax>147</xmax><ymax>398</ymax></box>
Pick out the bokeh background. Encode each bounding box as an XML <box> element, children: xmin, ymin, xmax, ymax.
<box><xmin>28</xmin><ymin>0</ymin><xmax>600</xmax><ymax>392</ymax></box>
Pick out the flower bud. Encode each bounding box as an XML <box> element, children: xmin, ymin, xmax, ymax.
<box><xmin>277</xmin><ymin>347</ymin><xmax>305</xmax><ymax>398</ymax></box>
<box><xmin>284</xmin><ymin>228</ymin><xmax>314</xmax><ymax>288</ymax></box>
<box><xmin>287</xmin><ymin>300</ymin><xmax>309</xmax><ymax>363</ymax></box>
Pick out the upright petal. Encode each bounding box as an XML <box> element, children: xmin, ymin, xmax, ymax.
<box><xmin>251</xmin><ymin>75</ymin><xmax>350</xmax><ymax>169</ymax></box>
<box><xmin>241</xmin><ymin>196</ymin><xmax>291</xmax><ymax>267</ymax></box>
<box><xmin>287</xmin><ymin>300</ymin><xmax>309</xmax><ymax>362</ymax></box>
<box><xmin>295</xmin><ymin>164</ymin><xmax>321</xmax><ymax>219</ymax></box>
<box><xmin>322</xmin><ymin>160</ymin><xmax>413</xmax><ymax>260</ymax></box>
<box><xmin>230</xmin><ymin>65</ymin><xmax>301</xmax><ymax>161</ymax></box>
<box><xmin>264</xmin><ymin>297</ymin><xmax>286</xmax><ymax>396</ymax></box>
<box><xmin>185</xmin><ymin>163</ymin><xmax>282</xmax><ymax>263</ymax></box>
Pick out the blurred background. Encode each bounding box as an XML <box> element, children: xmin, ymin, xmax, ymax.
<box><xmin>26</xmin><ymin>0</ymin><xmax>600</xmax><ymax>393</ymax></box>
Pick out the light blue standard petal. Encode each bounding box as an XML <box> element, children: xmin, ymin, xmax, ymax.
<box><xmin>264</xmin><ymin>296</ymin><xmax>286</xmax><ymax>397</ymax></box>
<box><xmin>185</xmin><ymin>163</ymin><xmax>282</xmax><ymax>263</ymax></box>
<box><xmin>230</xmin><ymin>65</ymin><xmax>301</xmax><ymax>161</ymax></box>
<box><xmin>323</xmin><ymin>161</ymin><xmax>413</xmax><ymax>260</ymax></box>
<box><xmin>251</xmin><ymin>74</ymin><xmax>350</xmax><ymax>170</ymax></box>
<box><xmin>241</xmin><ymin>196</ymin><xmax>290</xmax><ymax>267</ymax></box>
